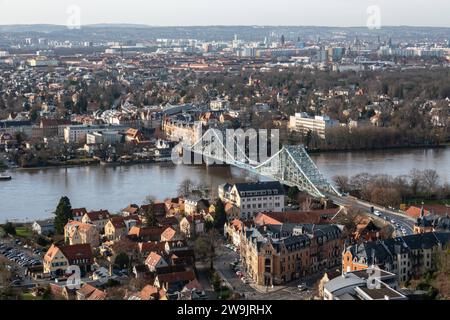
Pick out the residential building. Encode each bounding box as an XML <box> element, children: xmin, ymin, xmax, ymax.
<box><xmin>240</xmin><ymin>223</ymin><xmax>344</xmax><ymax>286</ymax></box>
<box><xmin>288</xmin><ymin>112</ymin><xmax>339</xmax><ymax>139</ymax></box>
<box><xmin>81</xmin><ymin>210</ymin><xmax>111</xmax><ymax>233</ymax></box>
<box><xmin>342</xmin><ymin>232</ymin><xmax>450</xmax><ymax>283</ymax></box>
<box><xmin>64</xmin><ymin>220</ymin><xmax>100</xmax><ymax>247</ymax></box>
<box><xmin>224</xmin><ymin>219</ymin><xmax>247</xmax><ymax>247</ymax></box>
<box><xmin>44</xmin><ymin>244</ymin><xmax>93</xmax><ymax>276</ymax></box>
<box><xmin>406</xmin><ymin>204</ymin><xmax>450</xmax><ymax>219</ymax></box>
<box><xmin>72</xmin><ymin>208</ymin><xmax>87</xmax><ymax>222</ymax></box>
<box><xmin>104</xmin><ymin>215</ymin><xmax>140</xmax><ymax>241</ymax></box>
<box><xmin>32</xmin><ymin>218</ymin><xmax>55</xmax><ymax>236</ymax></box>
<box><xmin>76</xmin><ymin>283</ymin><xmax>107</xmax><ymax>300</ymax></box>
<box><xmin>86</xmin><ymin>130</ymin><xmax>123</xmax><ymax>145</ymax></box>
<box><xmin>210</xmin><ymin>99</ymin><xmax>230</xmax><ymax>111</ymax></box>
<box><xmin>145</xmin><ymin>252</ymin><xmax>169</xmax><ymax>272</ymax></box>
<box><xmin>219</xmin><ymin>182</ymin><xmax>285</xmax><ymax>219</ymax></box>
<box><xmin>414</xmin><ymin>214</ymin><xmax>450</xmax><ymax>234</ymax></box>
<box><xmin>162</xmin><ymin>116</ymin><xmax>203</xmax><ymax>145</ymax></box>
<box><xmin>63</xmin><ymin>124</ymin><xmax>128</xmax><ymax>144</ymax></box>
<box><xmin>179</xmin><ymin>215</ymin><xmax>205</xmax><ymax>238</ymax></box>
<box><xmin>184</xmin><ymin>197</ymin><xmax>210</xmax><ymax>215</ymax></box>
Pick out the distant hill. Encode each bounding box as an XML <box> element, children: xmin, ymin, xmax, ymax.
<box><xmin>0</xmin><ymin>24</ymin><xmax>449</xmax><ymax>42</ymax></box>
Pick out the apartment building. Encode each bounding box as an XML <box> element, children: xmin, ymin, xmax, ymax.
<box><xmin>219</xmin><ymin>182</ymin><xmax>285</xmax><ymax>220</ymax></box>
<box><xmin>240</xmin><ymin>223</ymin><xmax>344</xmax><ymax>286</ymax></box>
<box><xmin>289</xmin><ymin>112</ymin><xmax>339</xmax><ymax>139</ymax></box>
<box><xmin>44</xmin><ymin>244</ymin><xmax>93</xmax><ymax>276</ymax></box>
<box><xmin>162</xmin><ymin>116</ymin><xmax>203</xmax><ymax>145</ymax></box>
<box><xmin>63</xmin><ymin>124</ymin><xmax>128</xmax><ymax>144</ymax></box>
<box><xmin>64</xmin><ymin>220</ymin><xmax>100</xmax><ymax>247</ymax></box>
<box><xmin>86</xmin><ymin>130</ymin><xmax>123</xmax><ymax>145</ymax></box>
<box><xmin>342</xmin><ymin>232</ymin><xmax>450</xmax><ymax>283</ymax></box>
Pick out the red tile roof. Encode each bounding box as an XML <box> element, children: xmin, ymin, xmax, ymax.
<box><xmin>139</xmin><ymin>285</ymin><xmax>159</xmax><ymax>300</ymax></box>
<box><xmin>59</xmin><ymin>244</ymin><xmax>93</xmax><ymax>262</ymax></box>
<box><xmin>255</xmin><ymin>209</ymin><xmax>338</xmax><ymax>226</ymax></box>
<box><xmin>85</xmin><ymin>210</ymin><xmax>111</xmax><ymax>221</ymax></box>
<box><xmin>156</xmin><ymin>270</ymin><xmax>196</xmax><ymax>284</ymax></box>
<box><xmin>72</xmin><ymin>208</ymin><xmax>87</xmax><ymax>218</ymax></box>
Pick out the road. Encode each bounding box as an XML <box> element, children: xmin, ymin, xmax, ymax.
<box><xmin>214</xmin><ymin>241</ymin><xmax>315</xmax><ymax>300</ymax></box>
<box><xmin>327</xmin><ymin>194</ymin><xmax>415</xmax><ymax>236</ymax></box>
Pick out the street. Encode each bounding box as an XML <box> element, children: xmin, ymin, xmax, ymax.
<box><xmin>214</xmin><ymin>240</ymin><xmax>316</xmax><ymax>300</ymax></box>
<box><xmin>328</xmin><ymin>194</ymin><xmax>415</xmax><ymax>236</ymax></box>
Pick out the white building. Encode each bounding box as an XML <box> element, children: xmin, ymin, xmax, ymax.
<box><xmin>64</xmin><ymin>124</ymin><xmax>128</xmax><ymax>144</ymax></box>
<box><xmin>289</xmin><ymin>113</ymin><xmax>339</xmax><ymax>139</ymax></box>
<box><xmin>86</xmin><ymin>130</ymin><xmax>122</xmax><ymax>145</ymax></box>
<box><xmin>210</xmin><ymin>99</ymin><xmax>230</xmax><ymax>111</ymax></box>
<box><xmin>219</xmin><ymin>182</ymin><xmax>285</xmax><ymax>220</ymax></box>
<box><xmin>323</xmin><ymin>268</ymin><xmax>406</xmax><ymax>301</ymax></box>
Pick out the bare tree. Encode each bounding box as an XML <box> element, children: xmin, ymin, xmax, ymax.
<box><xmin>333</xmin><ymin>175</ymin><xmax>350</xmax><ymax>193</ymax></box>
<box><xmin>177</xmin><ymin>179</ymin><xmax>195</xmax><ymax>197</ymax></box>
<box><xmin>422</xmin><ymin>169</ymin><xmax>440</xmax><ymax>196</ymax></box>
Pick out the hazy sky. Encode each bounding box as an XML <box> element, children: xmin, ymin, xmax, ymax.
<box><xmin>0</xmin><ymin>0</ymin><xmax>449</xmax><ymax>27</ymax></box>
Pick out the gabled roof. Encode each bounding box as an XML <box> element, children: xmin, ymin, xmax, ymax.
<box><xmin>34</xmin><ymin>218</ymin><xmax>54</xmax><ymax>227</ymax></box>
<box><xmin>72</xmin><ymin>208</ymin><xmax>87</xmax><ymax>218</ymax></box>
<box><xmin>347</xmin><ymin>232</ymin><xmax>450</xmax><ymax>265</ymax></box>
<box><xmin>84</xmin><ymin>210</ymin><xmax>111</xmax><ymax>221</ymax></box>
<box><xmin>45</xmin><ymin>244</ymin><xmax>93</xmax><ymax>262</ymax></box>
<box><xmin>254</xmin><ymin>209</ymin><xmax>338</xmax><ymax>226</ymax></box>
<box><xmin>161</xmin><ymin>227</ymin><xmax>177</xmax><ymax>241</ymax></box>
<box><xmin>139</xmin><ymin>285</ymin><xmax>159</xmax><ymax>300</ymax></box>
<box><xmin>183</xmin><ymin>279</ymin><xmax>204</xmax><ymax>292</ymax></box>
<box><xmin>145</xmin><ymin>252</ymin><xmax>165</xmax><ymax>268</ymax></box>
<box><xmin>77</xmin><ymin>283</ymin><xmax>106</xmax><ymax>300</ymax></box>
<box><xmin>138</xmin><ymin>241</ymin><xmax>166</xmax><ymax>254</ymax></box>
<box><xmin>156</xmin><ymin>270</ymin><xmax>196</xmax><ymax>284</ymax></box>
<box><xmin>128</xmin><ymin>226</ymin><xmax>165</xmax><ymax>240</ymax></box>
<box><xmin>59</xmin><ymin>244</ymin><xmax>93</xmax><ymax>262</ymax></box>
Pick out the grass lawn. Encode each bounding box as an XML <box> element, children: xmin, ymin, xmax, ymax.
<box><xmin>15</xmin><ymin>226</ymin><xmax>33</xmax><ymax>239</ymax></box>
<box><xmin>21</xmin><ymin>293</ymin><xmax>42</xmax><ymax>300</ymax></box>
<box><xmin>217</xmin><ymin>287</ymin><xmax>231</xmax><ymax>300</ymax></box>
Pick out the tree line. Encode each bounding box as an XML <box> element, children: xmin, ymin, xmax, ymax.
<box><xmin>334</xmin><ymin>169</ymin><xmax>450</xmax><ymax>207</ymax></box>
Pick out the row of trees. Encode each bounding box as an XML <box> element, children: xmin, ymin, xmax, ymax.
<box><xmin>334</xmin><ymin>169</ymin><xmax>450</xmax><ymax>207</ymax></box>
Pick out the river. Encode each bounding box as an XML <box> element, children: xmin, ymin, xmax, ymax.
<box><xmin>0</xmin><ymin>147</ymin><xmax>449</xmax><ymax>223</ymax></box>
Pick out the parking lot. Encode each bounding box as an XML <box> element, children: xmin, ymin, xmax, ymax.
<box><xmin>0</xmin><ymin>238</ymin><xmax>44</xmax><ymax>286</ymax></box>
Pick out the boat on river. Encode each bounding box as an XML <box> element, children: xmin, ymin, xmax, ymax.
<box><xmin>0</xmin><ymin>174</ymin><xmax>12</xmax><ymax>181</ymax></box>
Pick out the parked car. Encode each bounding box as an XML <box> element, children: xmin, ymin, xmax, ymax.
<box><xmin>241</xmin><ymin>277</ymin><xmax>250</xmax><ymax>284</ymax></box>
<box><xmin>298</xmin><ymin>283</ymin><xmax>308</xmax><ymax>291</ymax></box>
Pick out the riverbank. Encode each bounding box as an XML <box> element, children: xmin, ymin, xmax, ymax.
<box><xmin>14</xmin><ymin>157</ymin><xmax>174</xmax><ymax>171</ymax></box>
<box><xmin>306</xmin><ymin>143</ymin><xmax>447</xmax><ymax>154</ymax></box>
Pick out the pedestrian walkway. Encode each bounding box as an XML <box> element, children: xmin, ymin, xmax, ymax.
<box><xmin>249</xmin><ymin>282</ymin><xmax>286</xmax><ymax>294</ymax></box>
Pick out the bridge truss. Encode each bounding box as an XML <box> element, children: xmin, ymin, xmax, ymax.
<box><xmin>182</xmin><ymin>128</ymin><xmax>340</xmax><ymax>198</ymax></box>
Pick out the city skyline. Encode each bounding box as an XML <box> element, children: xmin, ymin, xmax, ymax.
<box><xmin>0</xmin><ymin>0</ymin><xmax>450</xmax><ymax>27</ymax></box>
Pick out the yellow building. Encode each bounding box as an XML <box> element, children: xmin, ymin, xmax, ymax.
<box><xmin>64</xmin><ymin>220</ymin><xmax>100</xmax><ymax>248</ymax></box>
